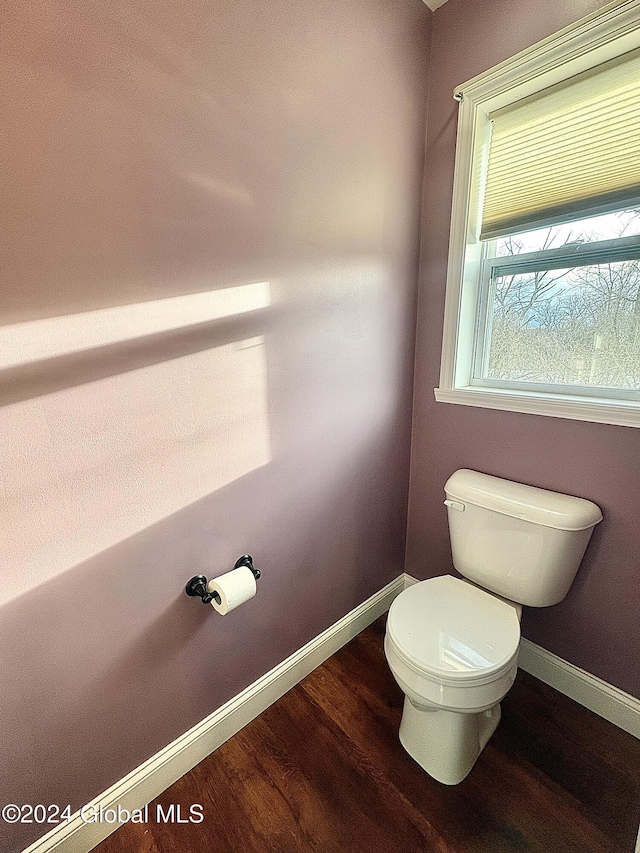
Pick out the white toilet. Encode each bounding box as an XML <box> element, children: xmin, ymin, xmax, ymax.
<box><xmin>385</xmin><ymin>469</ymin><xmax>602</xmax><ymax>785</ymax></box>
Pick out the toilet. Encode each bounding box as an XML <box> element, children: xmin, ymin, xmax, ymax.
<box><xmin>385</xmin><ymin>469</ymin><xmax>602</xmax><ymax>785</ymax></box>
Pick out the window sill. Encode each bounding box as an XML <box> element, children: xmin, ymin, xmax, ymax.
<box><xmin>433</xmin><ymin>386</ymin><xmax>640</xmax><ymax>429</ymax></box>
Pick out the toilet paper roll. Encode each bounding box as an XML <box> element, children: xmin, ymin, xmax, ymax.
<box><xmin>207</xmin><ymin>567</ymin><xmax>257</xmax><ymax>615</ymax></box>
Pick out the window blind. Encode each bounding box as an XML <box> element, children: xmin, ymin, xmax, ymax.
<box><xmin>480</xmin><ymin>51</ymin><xmax>640</xmax><ymax>241</ymax></box>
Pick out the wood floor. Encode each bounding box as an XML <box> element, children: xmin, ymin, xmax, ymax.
<box><xmin>95</xmin><ymin>616</ymin><xmax>640</xmax><ymax>853</ymax></box>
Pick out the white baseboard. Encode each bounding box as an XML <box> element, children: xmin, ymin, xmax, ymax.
<box><xmin>518</xmin><ymin>638</ymin><xmax>640</xmax><ymax>740</ymax></box>
<box><xmin>22</xmin><ymin>575</ymin><xmax>405</xmax><ymax>853</ymax></box>
<box><xmin>405</xmin><ymin>574</ymin><xmax>640</xmax><ymax>740</ymax></box>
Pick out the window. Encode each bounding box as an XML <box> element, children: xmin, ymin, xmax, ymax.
<box><xmin>435</xmin><ymin>3</ymin><xmax>640</xmax><ymax>428</ymax></box>
<box><xmin>477</xmin><ymin>210</ymin><xmax>640</xmax><ymax>395</ymax></box>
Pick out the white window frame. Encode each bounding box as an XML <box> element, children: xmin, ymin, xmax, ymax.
<box><xmin>435</xmin><ymin>0</ymin><xmax>640</xmax><ymax>429</ymax></box>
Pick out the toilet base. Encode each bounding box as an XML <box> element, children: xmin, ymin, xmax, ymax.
<box><xmin>398</xmin><ymin>697</ymin><xmax>501</xmax><ymax>785</ymax></box>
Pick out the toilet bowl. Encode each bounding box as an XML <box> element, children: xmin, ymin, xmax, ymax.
<box><xmin>384</xmin><ymin>469</ymin><xmax>602</xmax><ymax>785</ymax></box>
<box><xmin>385</xmin><ymin>574</ymin><xmax>520</xmax><ymax>784</ymax></box>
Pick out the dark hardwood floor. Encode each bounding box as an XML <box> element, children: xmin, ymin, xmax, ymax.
<box><xmin>95</xmin><ymin>616</ymin><xmax>640</xmax><ymax>853</ymax></box>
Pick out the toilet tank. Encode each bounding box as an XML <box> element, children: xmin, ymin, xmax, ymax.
<box><xmin>444</xmin><ymin>470</ymin><xmax>602</xmax><ymax>607</ymax></box>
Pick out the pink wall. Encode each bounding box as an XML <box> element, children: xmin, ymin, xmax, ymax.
<box><xmin>407</xmin><ymin>0</ymin><xmax>640</xmax><ymax>699</ymax></box>
<box><xmin>0</xmin><ymin>0</ymin><xmax>430</xmax><ymax>848</ymax></box>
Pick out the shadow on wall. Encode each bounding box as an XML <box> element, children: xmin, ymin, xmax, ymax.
<box><xmin>0</xmin><ymin>250</ymin><xmax>399</xmax><ymax>608</ymax></box>
<box><xmin>0</xmin><ymin>1</ymin><xmax>429</xmax><ymax>849</ymax></box>
<box><xmin>0</xmin><ymin>251</ymin><xmax>407</xmax><ymax>823</ymax></box>
<box><xmin>0</xmin><ymin>283</ymin><xmax>274</xmax><ymax>606</ymax></box>
<box><xmin>0</xmin><ymin>281</ymin><xmax>272</xmax><ymax>384</ymax></box>
<box><xmin>0</xmin><ymin>393</ymin><xmax>405</xmax><ymax>848</ymax></box>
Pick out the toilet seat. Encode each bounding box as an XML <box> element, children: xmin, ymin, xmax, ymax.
<box><xmin>386</xmin><ymin>575</ymin><xmax>520</xmax><ymax>685</ymax></box>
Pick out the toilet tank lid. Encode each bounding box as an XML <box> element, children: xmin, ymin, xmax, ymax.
<box><xmin>444</xmin><ymin>469</ymin><xmax>603</xmax><ymax>531</ymax></box>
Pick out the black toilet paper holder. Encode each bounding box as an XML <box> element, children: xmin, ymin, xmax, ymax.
<box><xmin>185</xmin><ymin>555</ymin><xmax>261</xmax><ymax>605</ymax></box>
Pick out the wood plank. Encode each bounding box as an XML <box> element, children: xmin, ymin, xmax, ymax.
<box><xmin>94</xmin><ymin>616</ymin><xmax>640</xmax><ymax>853</ymax></box>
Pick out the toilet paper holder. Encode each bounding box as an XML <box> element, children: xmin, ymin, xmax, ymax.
<box><xmin>185</xmin><ymin>555</ymin><xmax>261</xmax><ymax>605</ymax></box>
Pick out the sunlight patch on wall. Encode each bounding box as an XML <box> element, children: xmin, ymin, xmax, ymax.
<box><xmin>0</xmin><ymin>282</ymin><xmax>271</xmax><ymax>369</ymax></box>
<box><xmin>0</xmin><ymin>336</ymin><xmax>271</xmax><ymax>605</ymax></box>
<box><xmin>183</xmin><ymin>172</ymin><xmax>256</xmax><ymax>208</ymax></box>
